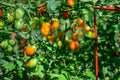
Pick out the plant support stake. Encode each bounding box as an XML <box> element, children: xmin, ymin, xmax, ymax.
<box><xmin>94</xmin><ymin>12</ymin><xmax>98</xmax><ymax>80</ymax></box>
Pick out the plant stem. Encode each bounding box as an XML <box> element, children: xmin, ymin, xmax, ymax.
<box><xmin>0</xmin><ymin>2</ymin><xmax>16</xmax><ymax>8</ymax></box>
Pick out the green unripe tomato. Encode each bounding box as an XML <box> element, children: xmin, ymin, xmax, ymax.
<box><xmin>57</xmin><ymin>40</ymin><xmax>62</xmax><ymax>48</ymax></box>
<box><xmin>30</xmin><ymin>17</ymin><xmax>39</xmax><ymax>29</ymax></box>
<box><xmin>29</xmin><ymin>58</ymin><xmax>38</xmax><ymax>68</ymax></box>
<box><xmin>7</xmin><ymin>13</ymin><xmax>15</xmax><ymax>23</ymax></box>
<box><xmin>25</xmin><ymin>58</ymin><xmax>37</xmax><ymax>68</ymax></box>
<box><xmin>15</xmin><ymin>8</ymin><xmax>24</xmax><ymax>19</ymax></box>
<box><xmin>6</xmin><ymin>45</ymin><xmax>13</xmax><ymax>52</ymax></box>
<box><xmin>0</xmin><ymin>40</ymin><xmax>8</xmax><ymax>49</ymax></box>
<box><xmin>15</xmin><ymin>19</ymin><xmax>24</xmax><ymax>30</ymax></box>
<box><xmin>9</xmin><ymin>39</ymin><xmax>16</xmax><ymax>46</ymax></box>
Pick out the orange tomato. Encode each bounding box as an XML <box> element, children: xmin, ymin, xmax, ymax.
<box><xmin>67</xmin><ymin>0</ymin><xmax>74</xmax><ymax>7</ymax></box>
<box><xmin>84</xmin><ymin>25</ymin><xmax>91</xmax><ymax>32</ymax></box>
<box><xmin>77</xmin><ymin>26</ymin><xmax>83</xmax><ymax>30</ymax></box>
<box><xmin>47</xmin><ymin>33</ymin><xmax>55</xmax><ymax>43</ymax></box>
<box><xmin>40</xmin><ymin>22</ymin><xmax>51</xmax><ymax>36</ymax></box>
<box><xmin>72</xmin><ymin>33</ymin><xmax>78</xmax><ymax>41</ymax></box>
<box><xmin>25</xmin><ymin>46</ymin><xmax>35</xmax><ymax>56</ymax></box>
<box><xmin>69</xmin><ymin>40</ymin><xmax>80</xmax><ymax>50</ymax></box>
<box><xmin>52</xmin><ymin>20</ymin><xmax>59</xmax><ymax>29</ymax></box>
<box><xmin>72</xmin><ymin>19</ymin><xmax>78</xmax><ymax>23</ymax></box>
<box><xmin>78</xmin><ymin>19</ymin><xmax>84</xmax><ymax>27</ymax></box>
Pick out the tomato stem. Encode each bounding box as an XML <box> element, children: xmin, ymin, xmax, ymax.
<box><xmin>0</xmin><ymin>2</ymin><xmax>16</xmax><ymax>7</ymax></box>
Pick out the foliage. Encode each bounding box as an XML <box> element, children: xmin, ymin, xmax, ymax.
<box><xmin>0</xmin><ymin>0</ymin><xmax>120</xmax><ymax>80</ymax></box>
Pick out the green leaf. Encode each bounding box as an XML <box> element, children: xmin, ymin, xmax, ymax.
<box><xmin>31</xmin><ymin>65</ymin><xmax>44</xmax><ymax>78</ymax></box>
<box><xmin>50</xmin><ymin>73</ymin><xmax>67</xmax><ymax>80</ymax></box>
<box><xmin>47</xmin><ymin>0</ymin><xmax>61</xmax><ymax>15</ymax></box>
<box><xmin>2</xmin><ymin>61</ymin><xmax>15</xmax><ymax>70</ymax></box>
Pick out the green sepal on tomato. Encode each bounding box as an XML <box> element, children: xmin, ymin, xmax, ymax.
<box><xmin>14</xmin><ymin>19</ymin><xmax>24</xmax><ymax>30</ymax></box>
<box><xmin>25</xmin><ymin>58</ymin><xmax>38</xmax><ymax>68</ymax></box>
<box><xmin>15</xmin><ymin>8</ymin><xmax>24</xmax><ymax>19</ymax></box>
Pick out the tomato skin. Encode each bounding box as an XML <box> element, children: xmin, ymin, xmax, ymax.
<box><xmin>84</xmin><ymin>25</ymin><xmax>91</xmax><ymax>32</ymax></box>
<box><xmin>62</xmin><ymin>10</ymin><xmax>70</xmax><ymax>19</ymax></box>
<box><xmin>25</xmin><ymin>46</ymin><xmax>36</xmax><ymax>56</ymax></box>
<box><xmin>15</xmin><ymin>8</ymin><xmax>24</xmax><ymax>19</ymax></box>
<box><xmin>9</xmin><ymin>39</ymin><xmax>16</xmax><ymax>46</ymax></box>
<box><xmin>69</xmin><ymin>40</ymin><xmax>79</xmax><ymax>50</ymax></box>
<box><xmin>25</xmin><ymin>58</ymin><xmax>37</xmax><ymax>68</ymax></box>
<box><xmin>51</xmin><ymin>19</ymin><xmax>59</xmax><ymax>29</ymax></box>
<box><xmin>67</xmin><ymin>0</ymin><xmax>74</xmax><ymax>7</ymax></box>
<box><xmin>6</xmin><ymin>45</ymin><xmax>13</xmax><ymax>52</ymax></box>
<box><xmin>78</xmin><ymin>19</ymin><xmax>84</xmax><ymax>27</ymax></box>
<box><xmin>14</xmin><ymin>19</ymin><xmax>24</xmax><ymax>30</ymax></box>
<box><xmin>30</xmin><ymin>17</ymin><xmax>39</xmax><ymax>29</ymax></box>
<box><xmin>40</xmin><ymin>22</ymin><xmax>51</xmax><ymax>36</ymax></box>
<box><xmin>7</xmin><ymin>13</ymin><xmax>15</xmax><ymax>23</ymax></box>
<box><xmin>0</xmin><ymin>40</ymin><xmax>8</xmax><ymax>49</ymax></box>
<box><xmin>57</xmin><ymin>40</ymin><xmax>62</xmax><ymax>48</ymax></box>
<box><xmin>0</xmin><ymin>10</ymin><xmax>2</xmax><ymax>18</ymax></box>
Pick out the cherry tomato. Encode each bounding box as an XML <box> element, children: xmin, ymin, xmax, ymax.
<box><xmin>0</xmin><ymin>40</ymin><xmax>8</xmax><ymax>49</ymax></box>
<box><xmin>15</xmin><ymin>8</ymin><xmax>24</xmax><ymax>19</ymax></box>
<box><xmin>6</xmin><ymin>45</ymin><xmax>13</xmax><ymax>52</ymax></box>
<box><xmin>30</xmin><ymin>17</ymin><xmax>39</xmax><ymax>29</ymax></box>
<box><xmin>7</xmin><ymin>13</ymin><xmax>15</xmax><ymax>23</ymax></box>
<box><xmin>25</xmin><ymin>58</ymin><xmax>37</xmax><ymax>68</ymax></box>
<box><xmin>9</xmin><ymin>39</ymin><xmax>16</xmax><ymax>46</ymax></box>
<box><xmin>62</xmin><ymin>10</ymin><xmax>70</xmax><ymax>19</ymax></box>
<box><xmin>14</xmin><ymin>19</ymin><xmax>24</xmax><ymax>30</ymax></box>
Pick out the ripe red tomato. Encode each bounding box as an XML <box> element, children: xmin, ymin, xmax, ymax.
<box><xmin>0</xmin><ymin>10</ymin><xmax>2</xmax><ymax>18</ymax></box>
<box><xmin>62</xmin><ymin>10</ymin><xmax>70</xmax><ymax>19</ymax></box>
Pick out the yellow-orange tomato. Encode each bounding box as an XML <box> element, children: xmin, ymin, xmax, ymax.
<box><xmin>72</xmin><ymin>19</ymin><xmax>78</xmax><ymax>23</ymax></box>
<box><xmin>40</xmin><ymin>22</ymin><xmax>51</xmax><ymax>36</ymax></box>
<box><xmin>67</xmin><ymin>0</ymin><xmax>74</xmax><ymax>7</ymax></box>
<box><xmin>47</xmin><ymin>33</ymin><xmax>55</xmax><ymax>43</ymax></box>
<box><xmin>52</xmin><ymin>20</ymin><xmax>59</xmax><ymax>29</ymax></box>
<box><xmin>25</xmin><ymin>46</ymin><xmax>35</xmax><ymax>56</ymax></box>
<box><xmin>72</xmin><ymin>33</ymin><xmax>78</xmax><ymax>41</ymax></box>
<box><xmin>78</xmin><ymin>19</ymin><xmax>84</xmax><ymax>27</ymax></box>
<box><xmin>69</xmin><ymin>40</ymin><xmax>80</xmax><ymax>50</ymax></box>
<box><xmin>84</xmin><ymin>25</ymin><xmax>91</xmax><ymax>32</ymax></box>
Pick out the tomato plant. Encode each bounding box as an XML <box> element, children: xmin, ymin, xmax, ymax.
<box><xmin>0</xmin><ymin>0</ymin><xmax>120</xmax><ymax>80</ymax></box>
